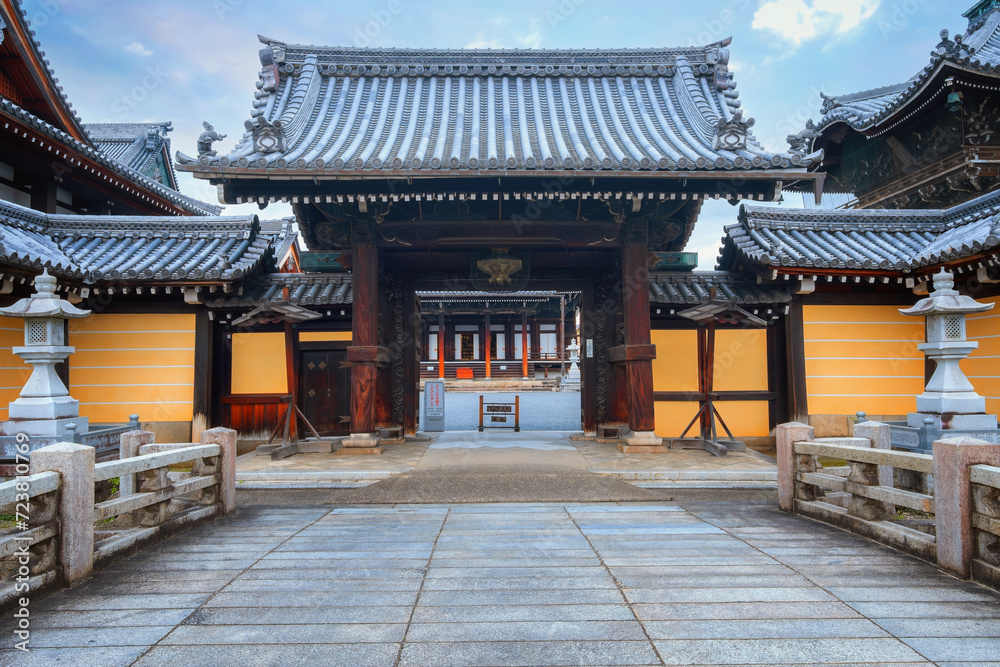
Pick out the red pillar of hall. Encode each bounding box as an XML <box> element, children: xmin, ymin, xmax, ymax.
<box><xmin>615</xmin><ymin>221</ymin><xmax>665</xmax><ymax>452</ymax></box>
<box><xmin>344</xmin><ymin>226</ymin><xmax>388</xmax><ymax>454</ymax></box>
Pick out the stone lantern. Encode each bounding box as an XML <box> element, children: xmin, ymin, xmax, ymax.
<box><xmin>900</xmin><ymin>269</ymin><xmax>996</xmax><ymax>430</ymax></box>
<box><xmin>0</xmin><ymin>269</ymin><xmax>91</xmax><ymax>436</ymax></box>
<box><xmin>563</xmin><ymin>338</ymin><xmax>581</xmax><ymax>387</ymax></box>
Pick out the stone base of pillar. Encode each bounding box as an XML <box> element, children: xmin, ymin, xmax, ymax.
<box><xmin>339</xmin><ymin>432</ymin><xmax>383</xmax><ymax>455</ymax></box>
<box><xmin>618</xmin><ymin>430</ymin><xmax>668</xmax><ymax>453</ymax></box>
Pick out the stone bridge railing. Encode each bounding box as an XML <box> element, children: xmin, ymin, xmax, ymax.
<box><xmin>0</xmin><ymin>427</ymin><xmax>235</xmax><ymax>613</ymax></box>
<box><xmin>778</xmin><ymin>421</ymin><xmax>1000</xmax><ymax>591</ymax></box>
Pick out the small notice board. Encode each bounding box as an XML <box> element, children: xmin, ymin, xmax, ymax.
<box><xmin>478</xmin><ymin>395</ymin><xmax>520</xmax><ymax>432</ymax></box>
<box><xmin>424</xmin><ymin>381</ymin><xmax>445</xmax><ymax>431</ymax></box>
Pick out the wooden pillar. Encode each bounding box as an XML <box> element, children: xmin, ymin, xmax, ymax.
<box><xmin>192</xmin><ymin>308</ymin><xmax>212</xmax><ymax>441</ymax></box>
<box><xmin>403</xmin><ymin>286</ymin><xmax>419</xmax><ymax>436</ymax></box>
<box><xmin>344</xmin><ymin>229</ymin><xmax>385</xmax><ymax>453</ymax></box>
<box><xmin>29</xmin><ymin>176</ymin><xmax>58</xmax><ymax>214</ymax></box>
<box><xmin>615</xmin><ymin>223</ymin><xmax>663</xmax><ymax>450</ymax></box>
<box><xmin>521</xmin><ymin>311</ymin><xmax>529</xmax><ymax>379</ymax></box>
<box><xmin>786</xmin><ymin>301</ymin><xmax>809</xmax><ymax>424</ymax></box>
<box><xmin>437</xmin><ymin>311</ymin><xmax>445</xmax><ymax>379</ymax></box>
<box><xmin>484</xmin><ymin>311</ymin><xmax>491</xmax><ymax>380</ymax></box>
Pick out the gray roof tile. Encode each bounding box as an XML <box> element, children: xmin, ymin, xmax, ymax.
<box><xmin>649</xmin><ymin>271</ymin><xmax>790</xmax><ymax>306</ymax></box>
<box><xmin>811</xmin><ymin>6</ymin><xmax>1000</xmax><ymax>137</ymax></box>
<box><xmin>182</xmin><ymin>41</ymin><xmax>820</xmax><ymax>175</ymax></box>
<box><xmin>722</xmin><ymin>189</ymin><xmax>1000</xmax><ymax>274</ymax></box>
<box><xmin>0</xmin><ymin>200</ymin><xmax>293</xmax><ymax>285</ymax></box>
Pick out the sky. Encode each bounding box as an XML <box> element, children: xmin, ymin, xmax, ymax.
<box><xmin>19</xmin><ymin>0</ymin><xmax>969</xmax><ymax>268</ymax></box>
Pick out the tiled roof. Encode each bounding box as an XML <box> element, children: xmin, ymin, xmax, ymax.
<box><xmin>0</xmin><ymin>200</ymin><xmax>294</xmax><ymax>284</ymax></box>
<box><xmin>721</xmin><ymin>189</ymin><xmax>1000</xmax><ymax>274</ymax></box>
<box><xmin>0</xmin><ymin>0</ymin><xmax>92</xmax><ymax>143</ymax></box>
<box><xmin>811</xmin><ymin>5</ymin><xmax>1000</xmax><ymax>138</ymax></box>
<box><xmin>649</xmin><ymin>271</ymin><xmax>790</xmax><ymax>305</ymax></box>
<box><xmin>85</xmin><ymin>122</ymin><xmax>177</xmax><ymax>187</ymax></box>
<box><xmin>1</xmin><ymin>99</ymin><xmax>221</xmax><ymax>216</ymax></box>
<box><xmin>205</xmin><ymin>273</ymin><xmax>353</xmax><ymax>308</ymax></box>
<box><xmin>180</xmin><ymin>40</ymin><xmax>820</xmax><ymax>176</ymax></box>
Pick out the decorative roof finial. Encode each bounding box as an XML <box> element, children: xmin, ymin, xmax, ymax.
<box><xmin>787</xmin><ymin>119</ymin><xmax>820</xmax><ymax>154</ymax></box>
<box><xmin>197</xmin><ymin>121</ymin><xmax>227</xmax><ymax>158</ymax></box>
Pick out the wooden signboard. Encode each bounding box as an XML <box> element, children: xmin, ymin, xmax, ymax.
<box><xmin>478</xmin><ymin>395</ymin><xmax>520</xmax><ymax>432</ymax></box>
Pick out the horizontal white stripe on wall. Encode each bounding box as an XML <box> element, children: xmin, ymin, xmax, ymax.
<box><xmin>805</xmin><ymin>339</ymin><xmax>922</xmax><ymax>343</ymax></box>
<box><xmin>72</xmin><ymin>330</ymin><xmax>195</xmax><ymax>334</ymax></box>
<box><xmin>72</xmin><ymin>383</ymin><xmax>193</xmax><ymax>388</ymax></box>
<box><xmin>808</xmin><ymin>394</ymin><xmax>923</xmax><ymax>398</ymax></box>
<box><xmin>73</xmin><ymin>365</ymin><xmax>195</xmax><ymax>369</ymax></box>
<box><xmin>806</xmin><ymin>357</ymin><xmax>923</xmax><ymax>361</ymax></box>
<box><xmin>805</xmin><ymin>321</ymin><xmax>916</xmax><ymax>325</ymax></box>
<box><xmin>79</xmin><ymin>401</ymin><xmax>192</xmax><ymax>406</ymax></box>
<box><xmin>807</xmin><ymin>375</ymin><xmax>923</xmax><ymax>379</ymax></box>
<box><xmin>75</xmin><ymin>348</ymin><xmax>195</xmax><ymax>352</ymax></box>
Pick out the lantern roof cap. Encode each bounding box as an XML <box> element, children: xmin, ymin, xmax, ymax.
<box><xmin>899</xmin><ymin>269</ymin><xmax>995</xmax><ymax>317</ymax></box>
<box><xmin>0</xmin><ymin>269</ymin><xmax>91</xmax><ymax>319</ymax></box>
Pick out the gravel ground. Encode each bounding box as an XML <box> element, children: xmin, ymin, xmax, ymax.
<box><xmin>419</xmin><ymin>390</ymin><xmax>582</xmax><ymax>431</ymax></box>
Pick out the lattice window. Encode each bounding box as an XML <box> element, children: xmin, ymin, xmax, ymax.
<box><xmin>945</xmin><ymin>316</ymin><xmax>963</xmax><ymax>340</ymax></box>
<box><xmin>28</xmin><ymin>321</ymin><xmax>47</xmax><ymax>344</ymax></box>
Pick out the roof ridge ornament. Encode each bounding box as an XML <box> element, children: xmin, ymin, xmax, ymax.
<box><xmin>936</xmin><ymin>30</ymin><xmax>963</xmax><ymax>59</ymax></box>
<box><xmin>196</xmin><ymin>121</ymin><xmax>227</xmax><ymax>158</ymax></box>
<box><xmin>787</xmin><ymin>119</ymin><xmax>820</xmax><ymax>154</ymax></box>
<box><xmin>713</xmin><ymin>111</ymin><xmax>753</xmax><ymax>151</ymax></box>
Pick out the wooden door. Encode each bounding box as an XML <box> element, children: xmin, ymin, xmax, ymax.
<box><xmin>299</xmin><ymin>348</ymin><xmax>351</xmax><ymax>435</ymax></box>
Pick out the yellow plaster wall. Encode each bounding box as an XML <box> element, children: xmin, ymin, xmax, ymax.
<box><xmin>651</xmin><ymin>328</ymin><xmax>770</xmax><ymax>438</ymax></box>
<box><xmin>68</xmin><ymin>313</ymin><xmax>195</xmax><ymax>423</ymax></box>
<box><xmin>231</xmin><ymin>332</ymin><xmax>287</xmax><ymax>394</ymax></box>
<box><xmin>714</xmin><ymin>328</ymin><xmax>768</xmax><ymax>392</ymax></box>
<box><xmin>651</xmin><ymin>330</ymin><xmax>698</xmax><ymax>393</ymax></box>
<box><xmin>967</xmin><ymin>297</ymin><xmax>1000</xmax><ymax>416</ymax></box>
<box><xmin>0</xmin><ymin>322</ymin><xmax>29</xmax><ymax>421</ymax></box>
<box><xmin>803</xmin><ymin>305</ymin><xmax>924</xmax><ymax>416</ymax></box>
<box><xmin>299</xmin><ymin>331</ymin><xmax>352</xmax><ymax>342</ymax></box>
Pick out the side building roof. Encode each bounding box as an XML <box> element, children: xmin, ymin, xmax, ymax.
<box><xmin>0</xmin><ymin>200</ymin><xmax>294</xmax><ymax>290</ymax></box>
<box><xmin>719</xmin><ymin>190</ymin><xmax>1000</xmax><ymax>276</ymax></box>
<box><xmin>85</xmin><ymin>122</ymin><xmax>179</xmax><ymax>189</ymax></box>
<box><xmin>809</xmin><ymin>2</ymin><xmax>1000</xmax><ymax>139</ymax></box>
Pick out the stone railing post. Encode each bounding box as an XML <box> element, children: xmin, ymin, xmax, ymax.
<box><xmin>853</xmin><ymin>421</ymin><xmax>895</xmax><ymax>516</ymax></box>
<box><xmin>933</xmin><ymin>437</ymin><xmax>1000</xmax><ymax>578</ymax></box>
<box><xmin>118</xmin><ymin>430</ymin><xmax>155</xmax><ymax>497</ymax></box>
<box><xmin>777</xmin><ymin>422</ymin><xmax>814</xmax><ymax>512</ymax></box>
<box><xmin>29</xmin><ymin>443</ymin><xmax>94</xmax><ymax>587</ymax></box>
<box><xmin>200</xmin><ymin>427</ymin><xmax>236</xmax><ymax>514</ymax></box>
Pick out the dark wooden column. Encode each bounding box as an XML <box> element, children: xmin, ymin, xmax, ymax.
<box><xmin>192</xmin><ymin>308</ymin><xmax>213</xmax><ymax>440</ymax></box>
<box><xmin>785</xmin><ymin>301</ymin><xmax>809</xmax><ymax>424</ymax></box>
<box><xmin>344</xmin><ymin>224</ymin><xmax>388</xmax><ymax>453</ymax></box>
<box><xmin>612</xmin><ymin>222</ymin><xmax>664</xmax><ymax>451</ymax></box>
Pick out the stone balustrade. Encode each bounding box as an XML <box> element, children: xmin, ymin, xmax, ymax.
<box><xmin>0</xmin><ymin>427</ymin><xmax>235</xmax><ymax>612</ymax></box>
<box><xmin>778</xmin><ymin>421</ymin><xmax>1000</xmax><ymax>591</ymax></box>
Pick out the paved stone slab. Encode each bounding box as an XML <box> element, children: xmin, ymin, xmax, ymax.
<box><xmin>132</xmin><ymin>643</ymin><xmax>401</xmax><ymax>666</ymax></box>
<box><xmin>652</xmin><ymin>637</ymin><xmax>928</xmax><ymax>665</ymax></box>
<box><xmin>7</xmin><ymin>500</ymin><xmax>1000</xmax><ymax>665</ymax></box>
<box><xmin>398</xmin><ymin>639</ymin><xmax>661</xmax><ymax>666</ymax></box>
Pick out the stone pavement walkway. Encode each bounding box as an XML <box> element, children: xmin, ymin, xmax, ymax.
<box><xmin>3</xmin><ymin>501</ymin><xmax>999</xmax><ymax>666</ymax></box>
<box><xmin>235</xmin><ymin>431</ymin><xmax>777</xmax><ymax>490</ymax></box>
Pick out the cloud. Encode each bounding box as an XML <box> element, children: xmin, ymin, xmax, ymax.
<box><xmin>125</xmin><ymin>41</ymin><xmax>153</xmax><ymax>57</ymax></box>
<box><xmin>752</xmin><ymin>0</ymin><xmax>880</xmax><ymax>44</ymax></box>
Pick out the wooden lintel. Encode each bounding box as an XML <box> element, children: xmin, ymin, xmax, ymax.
<box><xmin>347</xmin><ymin>345</ymin><xmax>392</xmax><ymax>365</ymax></box>
<box><xmin>607</xmin><ymin>344</ymin><xmax>657</xmax><ymax>363</ymax></box>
